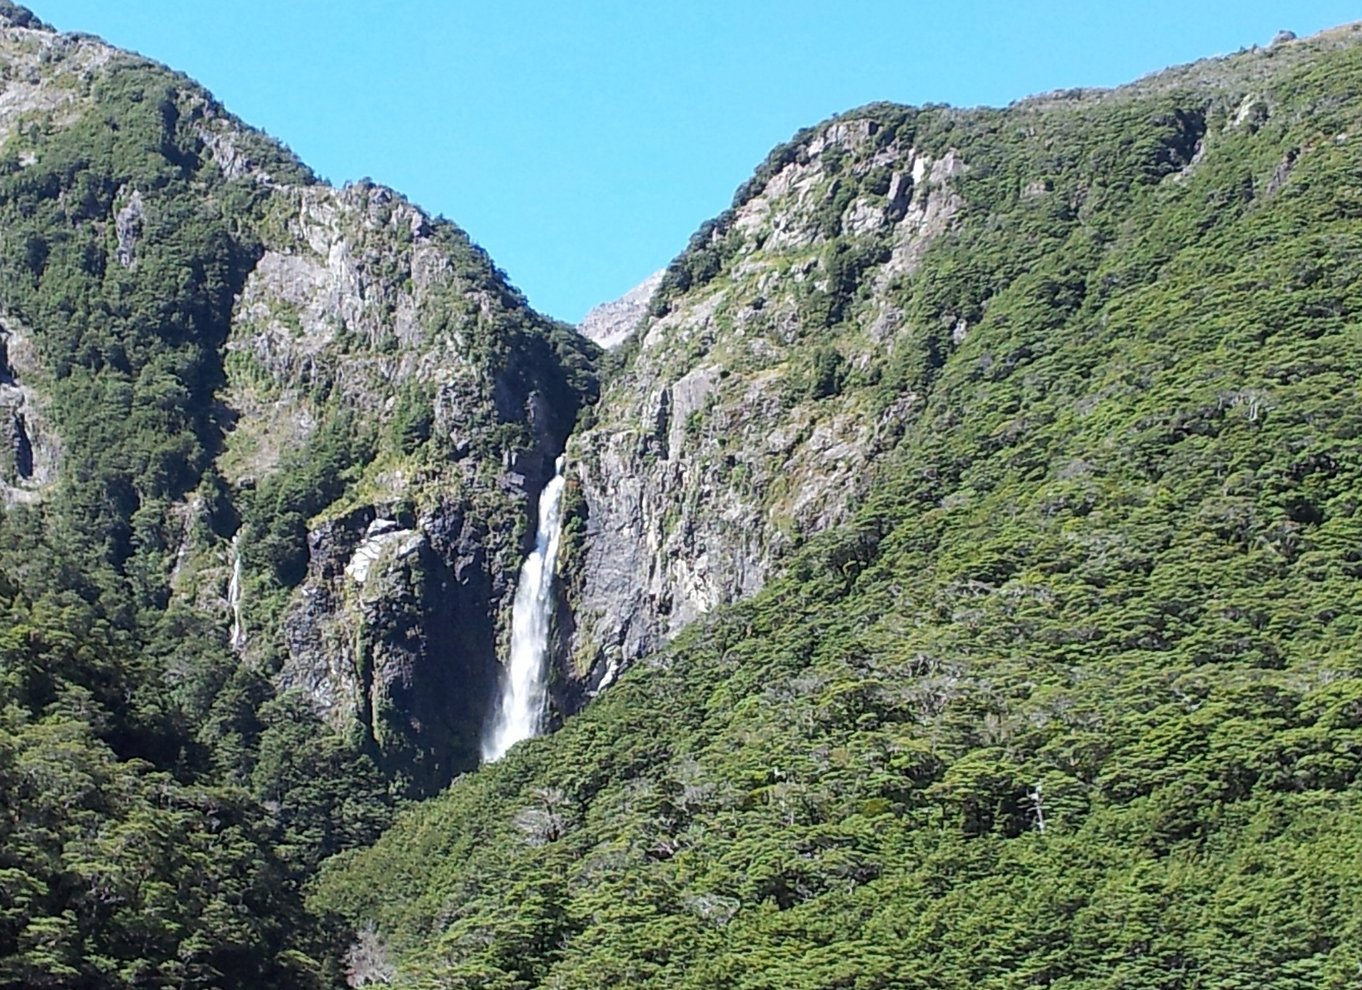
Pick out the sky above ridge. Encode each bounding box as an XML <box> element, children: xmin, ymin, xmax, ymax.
<box><xmin>28</xmin><ymin>1</ymin><xmax>1360</xmax><ymax>323</ymax></box>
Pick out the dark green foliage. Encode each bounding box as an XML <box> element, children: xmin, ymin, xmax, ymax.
<box><xmin>0</xmin><ymin>65</ymin><xmax>257</xmax><ymax>597</ymax></box>
<box><xmin>0</xmin><ymin>705</ymin><xmax>338</xmax><ymax>989</ymax></box>
<box><xmin>651</xmin><ymin>214</ymin><xmax>742</xmax><ymax>315</ymax></box>
<box><xmin>0</xmin><ymin>60</ymin><xmax>384</xmax><ymax>988</ymax></box>
<box><xmin>800</xmin><ymin>240</ymin><xmax>891</xmax><ymax>333</ymax></box>
<box><xmin>388</xmin><ymin>385</ymin><xmax>435</xmax><ymax>455</ymax></box>
<box><xmin>315</xmin><ymin>34</ymin><xmax>1362</xmax><ymax>989</ymax></box>
<box><xmin>241</xmin><ymin>411</ymin><xmax>375</xmax><ymax>588</ymax></box>
<box><xmin>0</xmin><ymin>582</ymin><xmax>389</xmax><ymax>989</ymax></box>
<box><xmin>251</xmin><ymin>692</ymin><xmax>395</xmax><ymax>872</ymax></box>
<box><xmin>812</xmin><ymin>177</ymin><xmax>857</xmax><ymax>239</ymax></box>
<box><xmin>788</xmin><ymin>345</ymin><xmax>846</xmax><ymax>401</ymax></box>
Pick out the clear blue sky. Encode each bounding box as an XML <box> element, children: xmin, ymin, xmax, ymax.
<box><xmin>26</xmin><ymin>2</ymin><xmax>1360</xmax><ymax>322</ymax></box>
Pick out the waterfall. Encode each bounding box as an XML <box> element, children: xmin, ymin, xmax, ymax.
<box><xmin>228</xmin><ymin>533</ymin><xmax>246</xmax><ymax>652</ymax></box>
<box><xmin>482</xmin><ymin>456</ymin><xmax>568</xmax><ymax>763</ymax></box>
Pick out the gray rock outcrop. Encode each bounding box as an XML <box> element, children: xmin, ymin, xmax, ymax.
<box><xmin>0</xmin><ymin>318</ymin><xmax>57</xmax><ymax>504</ymax></box>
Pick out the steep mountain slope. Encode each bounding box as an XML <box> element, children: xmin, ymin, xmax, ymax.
<box><xmin>0</xmin><ymin>4</ymin><xmax>594</xmax><ymax>985</ymax></box>
<box><xmin>0</xmin><ymin>3</ymin><xmax>597</xmax><ymax>792</ymax></box>
<box><xmin>553</xmin><ymin>23</ymin><xmax>1361</xmax><ymax>700</ymax></box>
<box><xmin>317</xmin><ymin>25</ymin><xmax>1362</xmax><ymax>988</ymax></box>
<box><xmin>218</xmin><ymin>174</ymin><xmax>595</xmax><ymax>789</ymax></box>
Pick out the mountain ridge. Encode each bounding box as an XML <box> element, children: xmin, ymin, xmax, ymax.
<box><xmin>556</xmin><ymin>23</ymin><xmax>1362</xmax><ymax>695</ymax></box>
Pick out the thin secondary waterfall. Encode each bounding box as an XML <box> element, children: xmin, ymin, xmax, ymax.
<box><xmin>228</xmin><ymin>533</ymin><xmax>246</xmax><ymax>652</ymax></box>
<box><xmin>482</xmin><ymin>456</ymin><xmax>568</xmax><ymax>763</ymax></box>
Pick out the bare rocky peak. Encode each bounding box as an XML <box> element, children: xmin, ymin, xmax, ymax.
<box><xmin>0</xmin><ymin>2</ymin><xmax>50</xmax><ymax>31</ymax></box>
<box><xmin>578</xmin><ymin>271</ymin><xmax>664</xmax><ymax>350</ymax></box>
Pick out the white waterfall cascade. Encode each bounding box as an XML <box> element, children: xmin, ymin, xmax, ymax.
<box><xmin>227</xmin><ymin>532</ymin><xmax>246</xmax><ymax>652</ymax></box>
<box><xmin>482</xmin><ymin>456</ymin><xmax>568</xmax><ymax>763</ymax></box>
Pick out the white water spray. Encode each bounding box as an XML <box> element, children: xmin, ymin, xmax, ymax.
<box><xmin>482</xmin><ymin>457</ymin><xmax>568</xmax><ymax>763</ymax></box>
<box><xmin>228</xmin><ymin>532</ymin><xmax>246</xmax><ymax>652</ymax></box>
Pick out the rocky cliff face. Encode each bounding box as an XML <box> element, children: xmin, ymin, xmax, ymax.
<box><xmin>211</xmin><ymin>175</ymin><xmax>591</xmax><ymax>788</ymax></box>
<box><xmin>560</xmin><ymin>113</ymin><xmax>970</xmax><ymax>691</ymax></box>
<box><xmin>0</xmin><ymin>316</ymin><xmax>58</xmax><ymax>504</ymax></box>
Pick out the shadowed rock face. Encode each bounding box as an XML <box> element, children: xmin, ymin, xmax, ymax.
<box><xmin>0</xmin><ymin>319</ymin><xmax>58</xmax><ymax>504</ymax></box>
<box><xmin>277</xmin><ymin>501</ymin><xmax>507</xmax><ymax>792</ymax></box>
